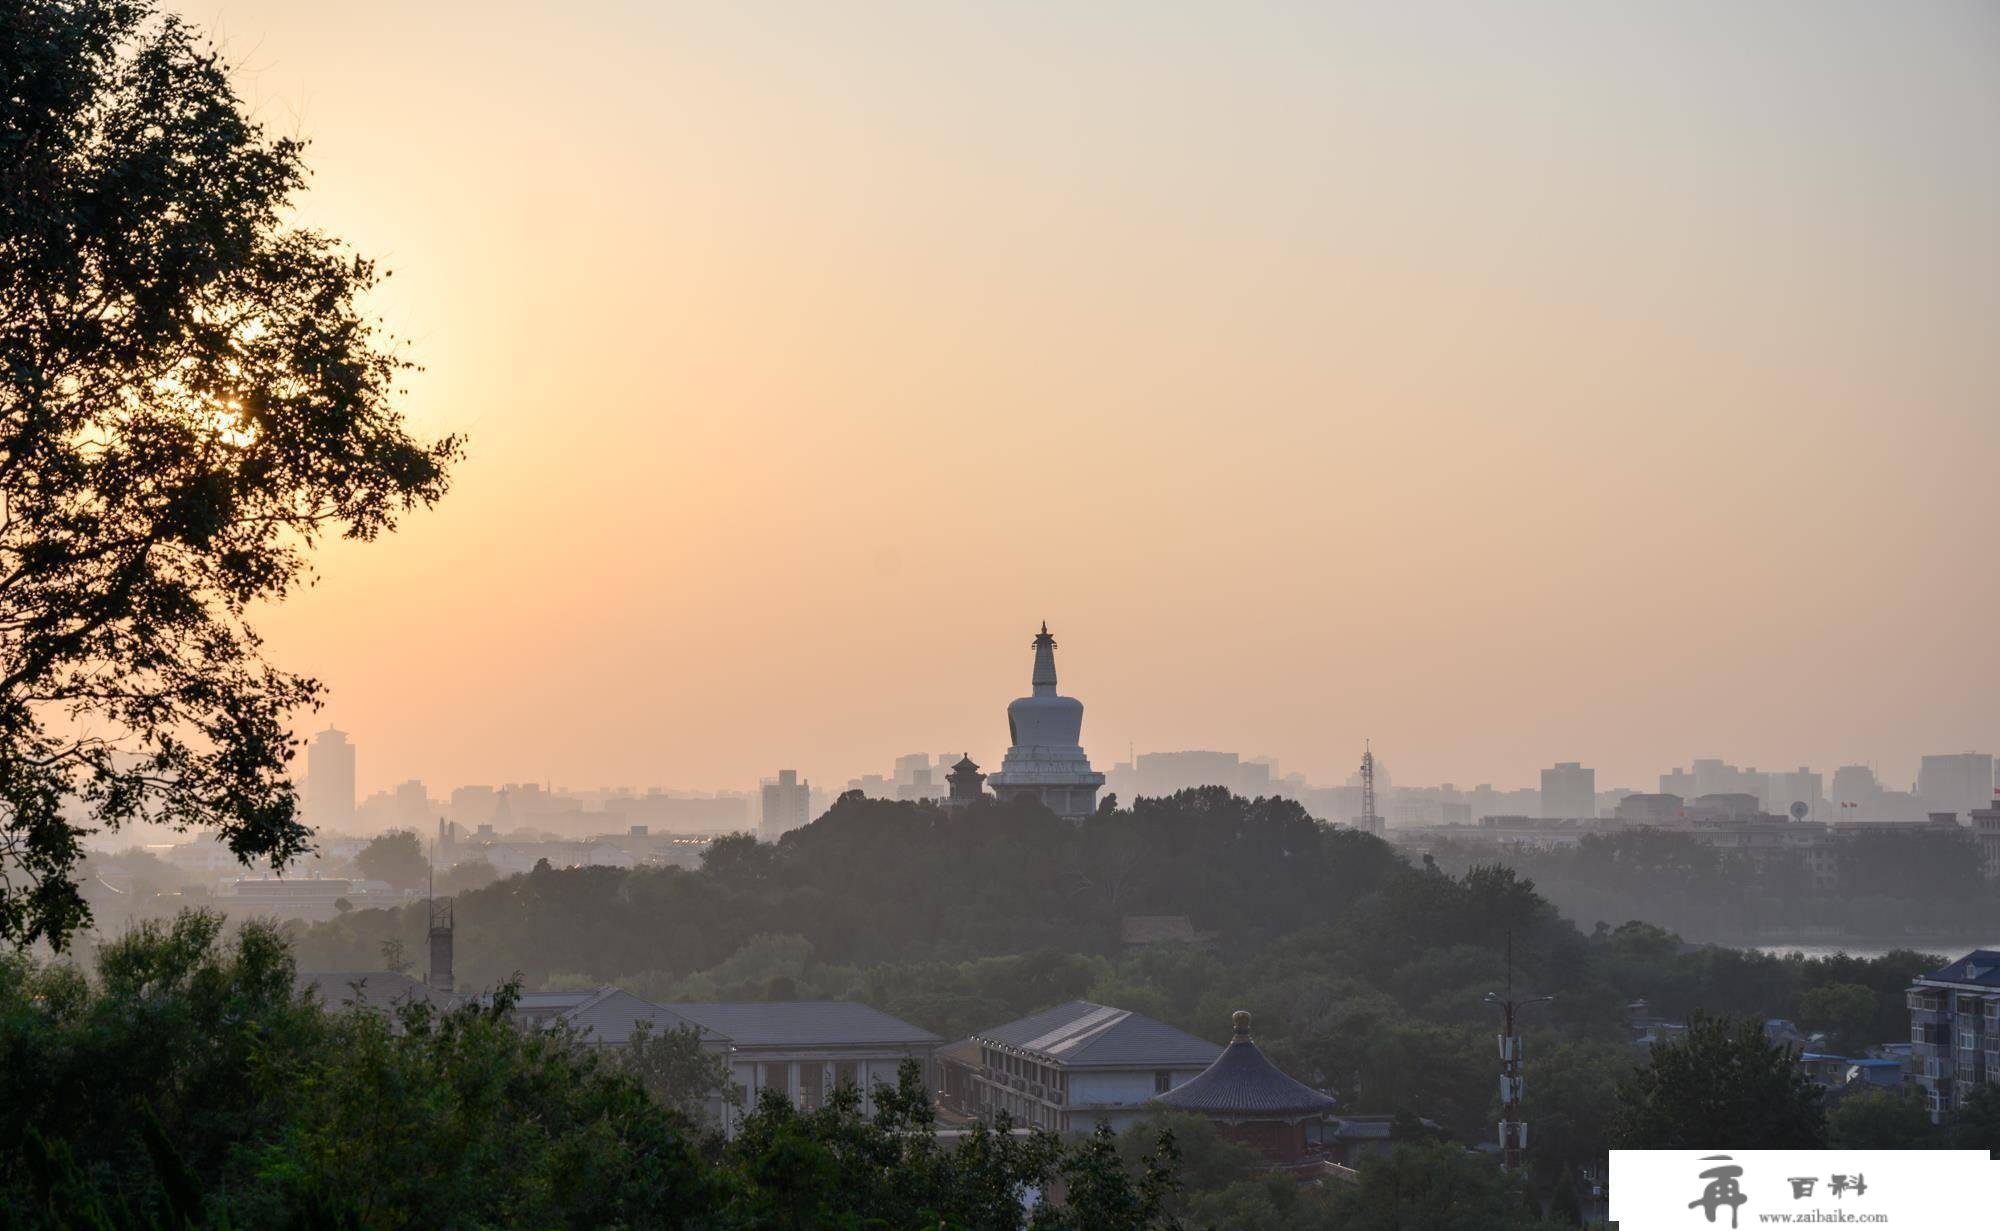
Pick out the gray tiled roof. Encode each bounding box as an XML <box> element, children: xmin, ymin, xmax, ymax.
<box><xmin>299</xmin><ymin>971</ymin><xmax>454</xmax><ymax>1014</ymax></box>
<box><xmin>1921</xmin><ymin>950</ymin><xmax>2000</xmax><ymax>989</ymax></box>
<box><xmin>1151</xmin><ymin>1033</ymin><xmax>1337</xmax><ymax>1118</ymax></box>
<box><xmin>670</xmin><ymin>1001</ymin><xmax>940</xmax><ymax>1048</ymax></box>
<box><xmin>551</xmin><ymin>988</ymin><xmax>726</xmax><ymax>1046</ymax></box>
<box><xmin>973</xmin><ymin>1001</ymin><xmax>1222</xmax><ymax>1070</ymax></box>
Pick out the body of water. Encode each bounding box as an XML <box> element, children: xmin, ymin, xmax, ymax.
<box><xmin>1743</xmin><ymin>940</ymin><xmax>1997</xmax><ymax>961</ymax></box>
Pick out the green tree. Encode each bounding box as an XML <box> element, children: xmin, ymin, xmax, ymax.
<box><xmin>1548</xmin><ymin>1164</ymin><xmax>1584</xmax><ymax>1226</ymax></box>
<box><xmin>622</xmin><ymin>1018</ymin><xmax>737</xmax><ymax>1123</ymax></box>
<box><xmin>0</xmin><ymin>0</ymin><xmax>459</xmax><ymax>949</ymax></box>
<box><xmin>439</xmin><ymin>857</ymin><xmax>500</xmax><ymax>894</ymax></box>
<box><xmin>1948</xmin><ymin>1082</ymin><xmax>2000</xmax><ymax>1151</ymax></box>
<box><xmin>354</xmin><ymin>829</ymin><xmax>429</xmax><ymax>890</ymax></box>
<box><xmin>1036</xmin><ymin>1124</ymin><xmax>1178</xmax><ymax>1231</ymax></box>
<box><xmin>1329</xmin><ymin>1142</ymin><xmax>1542</xmax><ymax>1231</ymax></box>
<box><xmin>1522</xmin><ymin>1039</ymin><xmax>1632</xmax><ymax>1186</ymax></box>
<box><xmin>1827</xmin><ymin>1087</ymin><xmax>1936</xmax><ymax>1148</ymax></box>
<box><xmin>1612</xmin><ymin>1012</ymin><xmax>1826</xmax><ymax>1148</ymax></box>
<box><xmin>4</xmin><ymin>909</ymin><xmax>1200</xmax><ymax>1227</ymax></box>
<box><xmin>1796</xmin><ymin>983</ymin><xmax>1878</xmax><ymax>1054</ymax></box>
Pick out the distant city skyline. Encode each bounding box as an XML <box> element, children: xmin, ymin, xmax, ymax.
<box><xmin>295</xmin><ymin>727</ymin><xmax>1993</xmax><ymax>836</ymax></box>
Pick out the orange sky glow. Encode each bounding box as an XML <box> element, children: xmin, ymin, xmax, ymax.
<box><xmin>176</xmin><ymin>1</ymin><xmax>1998</xmax><ymax>797</ymax></box>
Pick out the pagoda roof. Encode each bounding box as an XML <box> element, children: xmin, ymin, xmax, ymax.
<box><xmin>1150</xmin><ymin>1012</ymin><xmax>1337</xmax><ymax>1120</ymax></box>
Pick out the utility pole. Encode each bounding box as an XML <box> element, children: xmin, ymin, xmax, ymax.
<box><xmin>1484</xmin><ymin>933</ymin><xmax>1552</xmax><ymax>1172</ymax></box>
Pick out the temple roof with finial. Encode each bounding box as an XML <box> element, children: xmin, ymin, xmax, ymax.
<box><xmin>1149</xmin><ymin>1010</ymin><xmax>1338</xmax><ymax>1120</ymax></box>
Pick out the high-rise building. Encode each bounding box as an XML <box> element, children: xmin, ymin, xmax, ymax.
<box><xmin>304</xmin><ymin>727</ymin><xmax>356</xmax><ymax>831</ymax></box>
<box><xmin>1540</xmin><ymin>762</ymin><xmax>1596</xmax><ymax>820</ymax></box>
<box><xmin>987</xmin><ymin>623</ymin><xmax>1104</xmax><ymax>820</ymax></box>
<box><xmin>760</xmin><ymin>769</ymin><xmax>812</xmax><ymax>841</ymax></box>
<box><xmin>1830</xmin><ymin>765</ymin><xmax>1881</xmax><ymax>814</ymax></box>
<box><xmin>1661</xmin><ymin>758</ymin><xmax>1764</xmax><ymax>799</ymax></box>
<box><xmin>1918</xmin><ymin>753</ymin><xmax>1995</xmax><ymax>820</ymax></box>
<box><xmin>1764</xmin><ymin>767</ymin><xmax>1823</xmax><ymax>820</ymax></box>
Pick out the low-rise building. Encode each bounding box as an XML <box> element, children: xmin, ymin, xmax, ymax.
<box><xmin>511</xmin><ymin>986</ymin><xmax>724</xmax><ymax>1049</ymax></box>
<box><xmin>1905</xmin><ymin>950</ymin><xmax>2000</xmax><ymax>1122</ymax></box>
<box><xmin>671</xmin><ymin>1000</ymin><xmax>940</xmax><ymax>1120</ymax></box>
<box><xmin>942</xmin><ymin>1000</ymin><xmax>1222</xmax><ymax>1133</ymax></box>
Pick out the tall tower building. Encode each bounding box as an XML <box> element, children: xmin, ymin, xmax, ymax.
<box><xmin>760</xmin><ymin>769</ymin><xmax>812</xmax><ymax>841</ymax></box>
<box><xmin>987</xmin><ymin>623</ymin><xmax>1104</xmax><ymax>820</ymax></box>
<box><xmin>1540</xmin><ymin>762</ymin><xmax>1596</xmax><ymax>820</ymax></box>
<box><xmin>304</xmin><ymin>727</ymin><xmax>356</xmax><ymax>831</ymax></box>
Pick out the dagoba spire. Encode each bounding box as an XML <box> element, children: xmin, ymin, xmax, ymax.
<box><xmin>1031</xmin><ymin>622</ymin><xmax>1058</xmax><ymax>696</ymax></box>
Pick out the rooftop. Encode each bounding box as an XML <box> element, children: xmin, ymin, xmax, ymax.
<box><xmin>1916</xmin><ymin>950</ymin><xmax>2000</xmax><ymax>990</ymax></box>
<box><xmin>299</xmin><ymin>970</ymin><xmax>455</xmax><ymax>1017</ymax></box>
<box><xmin>1150</xmin><ymin>1011</ymin><xmax>1338</xmax><ymax>1120</ymax></box>
<box><xmin>972</xmin><ymin>1000</ymin><xmax>1221</xmax><ymax>1070</ymax></box>
<box><xmin>517</xmin><ymin>987</ymin><xmax>724</xmax><ymax>1046</ymax></box>
<box><xmin>670</xmin><ymin>1000</ymin><xmax>940</xmax><ymax>1048</ymax></box>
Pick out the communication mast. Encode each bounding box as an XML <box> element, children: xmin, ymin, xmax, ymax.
<box><xmin>1484</xmin><ymin>933</ymin><xmax>1552</xmax><ymax>1171</ymax></box>
<box><xmin>1358</xmin><ymin>741</ymin><xmax>1383</xmax><ymax>837</ymax></box>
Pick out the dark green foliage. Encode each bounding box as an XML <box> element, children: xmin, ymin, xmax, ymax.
<box><xmin>1839</xmin><ymin>828</ymin><xmax>1986</xmax><ymax>901</ymax></box>
<box><xmin>1612</xmin><ymin>1012</ymin><xmax>1827</xmax><ymax>1148</ymax></box>
<box><xmin>1947</xmin><ymin>1083</ymin><xmax>2000</xmax><ymax>1151</ymax></box>
<box><xmin>1429</xmin><ymin>830</ymin><xmax>2000</xmax><ymax>943</ymax></box>
<box><xmin>1521</xmin><ymin>1039</ymin><xmax>1633</xmax><ymax>1186</ymax></box>
<box><xmin>0</xmin><ymin>911</ymin><xmax>1189</xmax><ymax>1229</ymax></box>
<box><xmin>1548</xmin><ymin>1165</ymin><xmax>1583</xmax><ymax>1226</ymax></box>
<box><xmin>0</xmin><ymin>0</ymin><xmax>460</xmax><ymax>949</ymax></box>
<box><xmin>1827</xmin><ymin>1087</ymin><xmax>1938</xmax><ymax>1149</ymax></box>
<box><xmin>1796</xmin><ymin>983</ymin><xmax>1878</xmax><ymax>1055</ymax></box>
<box><xmin>1328</xmin><ymin>1142</ymin><xmax>1544</xmax><ymax>1231</ymax></box>
<box><xmin>620</xmin><ymin>1018</ymin><xmax>736</xmax><ymax>1121</ymax></box>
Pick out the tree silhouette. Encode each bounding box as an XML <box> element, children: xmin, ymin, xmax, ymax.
<box><xmin>354</xmin><ymin>829</ymin><xmax>428</xmax><ymax>891</ymax></box>
<box><xmin>0</xmin><ymin>0</ymin><xmax>459</xmax><ymax>947</ymax></box>
<box><xmin>1612</xmin><ymin>1012</ymin><xmax>1826</xmax><ymax>1148</ymax></box>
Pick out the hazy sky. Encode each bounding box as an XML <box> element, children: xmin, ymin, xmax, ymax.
<box><xmin>179</xmin><ymin>1</ymin><xmax>1997</xmax><ymax>797</ymax></box>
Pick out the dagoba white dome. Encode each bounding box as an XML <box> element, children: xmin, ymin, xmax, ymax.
<box><xmin>987</xmin><ymin>623</ymin><xmax>1104</xmax><ymax>821</ymax></box>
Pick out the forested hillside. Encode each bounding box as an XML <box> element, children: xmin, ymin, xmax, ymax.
<box><xmin>292</xmin><ymin>789</ymin><xmax>1945</xmax><ymax>1188</ymax></box>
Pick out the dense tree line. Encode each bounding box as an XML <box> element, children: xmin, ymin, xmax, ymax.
<box><xmin>1424</xmin><ymin>829</ymin><xmax>2000</xmax><ymax>943</ymax></box>
<box><xmin>0</xmin><ymin>912</ymin><xmax>1184</xmax><ymax>1228</ymax></box>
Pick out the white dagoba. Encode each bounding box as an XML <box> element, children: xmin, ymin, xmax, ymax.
<box><xmin>987</xmin><ymin>623</ymin><xmax>1105</xmax><ymax>820</ymax></box>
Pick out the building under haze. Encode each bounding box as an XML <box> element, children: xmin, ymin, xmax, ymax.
<box><xmin>1918</xmin><ymin>753</ymin><xmax>1995</xmax><ymax>820</ymax></box>
<box><xmin>986</xmin><ymin>623</ymin><xmax>1105</xmax><ymax>821</ymax></box>
<box><xmin>304</xmin><ymin>727</ymin><xmax>356</xmax><ymax>831</ymax></box>
<box><xmin>759</xmin><ymin>770</ymin><xmax>812</xmax><ymax>841</ymax></box>
<box><xmin>1539</xmin><ymin>762</ymin><xmax>1595</xmax><ymax>820</ymax></box>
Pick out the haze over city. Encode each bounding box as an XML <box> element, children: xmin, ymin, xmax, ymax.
<box><xmin>172</xmin><ymin>0</ymin><xmax>1998</xmax><ymax>798</ymax></box>
<box><xmin>11</xmin><ymin>1</ymin><xmax>2000</xmax><ymax>1222</ymax></box>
